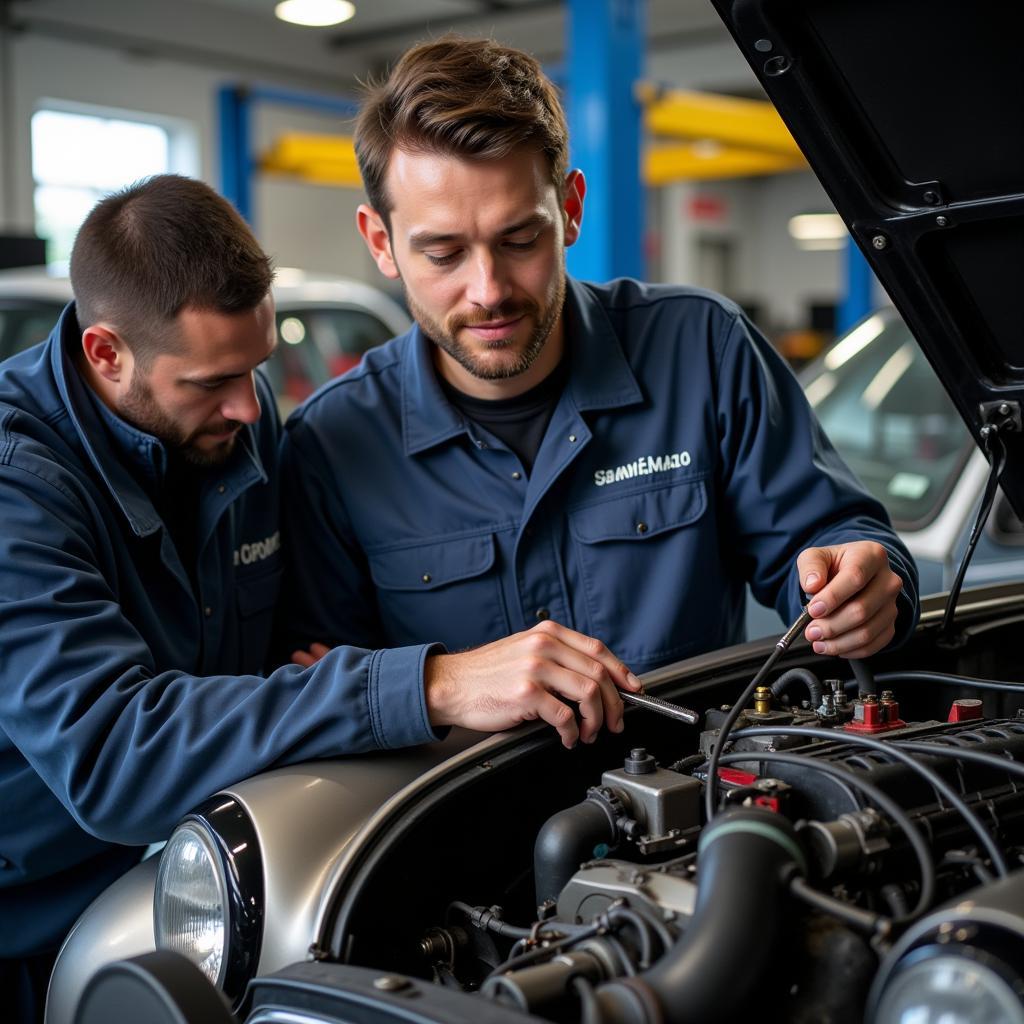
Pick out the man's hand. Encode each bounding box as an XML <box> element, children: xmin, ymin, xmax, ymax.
<box><xmin>798</xmin><ymin>541</ymin><xmax>903</xmax><ymax>658</ymax></box>
<box><xmin>291</xmin><ymin>642</ymin><xmax>331</xmax><ymax>668</ymax></box>
<box><xmin>424</xmin><ymin>620</ymin><xmax>642</xmax><ymax>749</ymax></box>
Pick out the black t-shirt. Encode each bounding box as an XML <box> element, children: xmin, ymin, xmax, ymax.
<box><xmin>440</xmin><ymin>359</ymin><xmax>568</xmax><ymax>475</ymax></box>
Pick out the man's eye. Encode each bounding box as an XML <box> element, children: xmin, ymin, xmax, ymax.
<box><xmin>425</xmin><ymin>251</ymin><xmax>460</xmax><ymax>267</ymax></box>
<box><xmin>505</xmin><ymin>236</ymin><xmax>538</xmax><ymax>251</ymax></box>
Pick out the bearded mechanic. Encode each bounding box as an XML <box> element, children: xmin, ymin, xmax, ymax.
<box><xmin>279</xmin><ymin>36</ymin><xmax>920</xmax><ymax>724</ymax></box>
<box><xmin>0</xmin><ymin>176</ymin><xmax>642</xmax><ymax>1023</ymax></box>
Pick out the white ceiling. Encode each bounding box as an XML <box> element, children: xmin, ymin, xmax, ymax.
<box><xmin>5</xmin><ymin>0</ymin><xmax>757</xmax><ymax>95</ymax></box>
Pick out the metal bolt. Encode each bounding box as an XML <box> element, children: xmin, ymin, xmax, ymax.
<box><xmin>374</xmin><ymin>975</ymin><xmax>411</xmax><ymax>991</ymax></box>
<box><xmin>754</xmin><ymin>38</ymin><xmax>773</xmax><ymax>52</ymax></box>
<box><xmin>872</xmin><ymin>235</ymin><xmax>889</xmax><ymax>250</ymax></box>
<box><xmin>936</xmin><ymin>215</ymin><xmax>948</xmax><ymax>227</ymax></box>
<box><xmin>922</xmin><ymin>190</ymin><xmax>940</xmax><ymax>205</ymax></box>
<box><xmin>764</xmin><ymin>55</ymin><xmax>791</xmax><ymax>76</ymax></box>
<box><xmin>999</xmin><ymin>402</ymin><xmax>1011</xmax><ymax>416</ymax></box>
<box><xmin>880</xmin><ymin>690</ymin><xmax>895</xmax><ymax>702</ymax></box>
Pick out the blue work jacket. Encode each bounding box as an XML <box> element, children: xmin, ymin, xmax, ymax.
<box><xmin>0</xmin><ymin>306</ymin><xmax>438</xmax><ymax>957</ymax></box>
<box><xmin>280</xmin><ymin>278</ymin><xmax>919</xmax><ymax>669</ymax></box>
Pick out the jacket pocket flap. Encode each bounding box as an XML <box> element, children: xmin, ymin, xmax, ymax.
<box><xmin>369</xmin><ymin>534</ymin><xmax>496</xmax><ymax>591</ymax></box>
<box><xmin>236</xmin><ymin>569</ymin><xmax>283</xmax><ymax>617</ymax></box>
<box><xmin>569</xmin><ymin>482</ymin><xmax>708</xmax><ymax>544</ymax></box>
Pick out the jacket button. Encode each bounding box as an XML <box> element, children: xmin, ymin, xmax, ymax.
<box><xmin>512</xmin><ymin>471</ymin><xmax>522</xmax><ymax>480</ymax></box>
<box><xmin>204</xmin><ymin>606</ymin><xmax>213</xmax><ymax>617</ymax></box>
<box><xmin>422</xmin><ymin>573</ymin><xmax>432</xmax><ymax>584</ymax></box>
<box><xmin>217</xmin><ymin>484</ymin><xmax>226</xmax><ymax>494</ymax></box>
<box><xmin>568</xmin><ymin>434</ymin><xmax>577</xmax><ymax>443</ymax></box>
<box><xmin>636</xmin><ymin>522</ymin><xmax>648</xmax><ymax>534</ymax></box>
<box><xmin>535</xmin><ymin>607</ymin><xmax>550</xmax><ymax>621</ymax></box>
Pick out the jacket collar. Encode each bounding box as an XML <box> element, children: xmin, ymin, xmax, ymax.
<box><xmin>401</xmin><ymin>276</ymin><xmax>643</xmax><ymax>456</ymax></box>
<box><xmin>50</xmin><ymin>303</ymin><xmax>266</xmax><ymax>537</ymax></box>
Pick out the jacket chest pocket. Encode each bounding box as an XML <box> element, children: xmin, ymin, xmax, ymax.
<box><xmin>368</xmin><ymin>533</ymin><xmax>509</xmax><ymax>650</ymax></box>
<box><xmin>568</xmin><ymin>481</ymin><xmax>714</xmax><ymax>666</ymax></box>
<box><xmin>234</xmin><ymin>568</ymin><xmax>282</xmax><ymax>672</ymax></box>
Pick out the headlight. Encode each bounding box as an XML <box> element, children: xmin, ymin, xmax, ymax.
<box><xmin>874</xmin><ymin>948</ymin><xmax>1024</xmax><ymax>1024</ymax></box>
<box><xmin>155</xmin><ymin>820</ymin><xmax>229</xmax><ymax>986</ymax></box>
<box><xmin>154</xmin><ymin>798</ymin><xmax>264</xmax><ymax>1006</ymax></box>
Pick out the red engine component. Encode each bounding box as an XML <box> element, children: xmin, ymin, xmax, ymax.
<box><xmin>948</xmin><ymin>698</ymin><xmax>984</xmax><ymax>723</ymax></box>
<box><xmin>844</xmin><ymin>691</ymin><xmax>907</xmax><ymax>734</ymax></box>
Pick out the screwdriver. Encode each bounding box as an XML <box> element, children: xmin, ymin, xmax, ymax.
<box><xmin>618</xmin><ymin>687</ymin><xmax>700</xmax><ymax>725</ymax></box>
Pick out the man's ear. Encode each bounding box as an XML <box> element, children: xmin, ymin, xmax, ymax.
<box><xmin>81</xmin><ymin>324</ymin><xmax>130</xmax><ymax>384</ymax></box>
<box><xmin>357</xmin><ymin>204</ymin><xmax>400</xmax><ymax>280</ymax></box>
<box><xmin>562</xmin><ymin>170</ymin><xmax>586</xmax><ymax>248</ymax></box>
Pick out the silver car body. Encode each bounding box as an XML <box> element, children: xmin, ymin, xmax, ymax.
<box><xmin>45</xmin><ymin>728</ymin><xmax>484</xmax><ymax>1023</ymax></box>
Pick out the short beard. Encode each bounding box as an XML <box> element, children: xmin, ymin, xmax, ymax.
<box><xmin>118</xmin><ymin>372</ymin><xmax>240</xmax><ymax>467</ymax></box>
<box><xmin>405</xmin><ymin>266</ymin><xmax>566</xmax><ymax>382</ymax></box>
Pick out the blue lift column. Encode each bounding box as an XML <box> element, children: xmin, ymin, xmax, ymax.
<box><xmin>837</xmin><ymin>235</ymin><xmax>874</xmax><ymax>333</ymax></box>
<box><xmin>218</xmin><ymin>85</ymin><xmax>252</xmax><ymax>223</ymax></box>
<box><xmin>566</xmin><ymin>0</ymin><xmax>645</xmax><ymax>283</ymax></box>
<box><xmin>217</xmin><ymin>84</ymin><xmax>360</xmax><ymax>229</ymax></box>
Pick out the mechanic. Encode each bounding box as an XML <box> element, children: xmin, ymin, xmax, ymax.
<box><xmin>1</xmin><ymin>175</ymin><xmax>639</xmax><ymax>1023</ymax></box>
<box><xmin>279</xmin><ymin>37</ymin><xmax>919</xmax><ymax>724</ymax></box>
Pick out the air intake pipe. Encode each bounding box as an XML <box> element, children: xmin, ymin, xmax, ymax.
<box><xmin>594</xmin><ymin>807</ymin><xmax>806</xmax><ymax>1024</ymax></box>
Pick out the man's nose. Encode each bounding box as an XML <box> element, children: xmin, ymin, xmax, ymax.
<box><xmin>465</xmin><ymin>250</ymin><xmax>512</xmax><ymax>311</ymax></box>
<box><xmin>221</xmin><ymin>373</ymin><xmax>262</xmax><ymax>425</ymax></box>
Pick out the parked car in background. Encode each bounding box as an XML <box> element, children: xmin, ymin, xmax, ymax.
<box><xmin>0</xmin><ymin>265</ymin><xmax>410</xmax><ymax>417</ymax></box>
<box><xmin>802</xmin><ymin>307</ymin><xmax>1023</xmax><ymax>599</ymax></box>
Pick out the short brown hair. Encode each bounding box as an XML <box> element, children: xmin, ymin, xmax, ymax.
<box><xmin>70</xmin><ymin>174</ymin><xmax>274</xmax><ymax>364</ymax></box>
<box><xmin>354</xmin><ymin>36</ymin><xmax>568</xmax><ymax>222</ymax></box>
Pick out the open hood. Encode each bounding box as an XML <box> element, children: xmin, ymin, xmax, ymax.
<box><xmin>710</xmin><ymin>0</ymin><xmax>1024</xmax><ymax>512</ymax></box>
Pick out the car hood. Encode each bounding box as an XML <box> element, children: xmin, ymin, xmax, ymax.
<box><xmin>711</xmin><ymin>0</ymin><xmax>1024</xmax><ymax>511</ymax></box>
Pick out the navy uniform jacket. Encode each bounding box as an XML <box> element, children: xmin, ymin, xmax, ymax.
<box><xmin>0</xmin><ymin>306</ymin><xmax>439</xmax><ymax>957</ymax></box>
<box><xmin>280</xmin><ymin>278</ymin><xmax>918</xmax><ymax>670</ymax></box>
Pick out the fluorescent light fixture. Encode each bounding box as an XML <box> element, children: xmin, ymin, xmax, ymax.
<box><xmin>796</xmin><ymin>237</ymin><xmax>846</xmax><ymax>251</ymax></box>
<box><xmin>275</xmin><ymin>0</ymin><xmax>355</xmax><ymax>27</ymax></box>
<box><xmin>788</xmin><ymin>212</ymin><xmax>846</xmax><ymax>241</ymax></box>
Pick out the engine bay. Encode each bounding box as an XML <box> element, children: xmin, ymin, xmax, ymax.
<box><xmin>318</xmin><ymin>595</ymin><xmax>1024</xmax><ymax>1024</ymax></box>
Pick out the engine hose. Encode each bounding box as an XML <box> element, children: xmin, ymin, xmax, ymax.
<box><xmin>593</xmin><ymin>808</ymin><xmax>806</xmax><ymax>1024</ymax></box>
<box><xmin>769</xmin><ymin>667</ymin><xmax>824</xmax><ymax>708</ymax></box>
<box><xmin>534</xmin><ymin>796</ymin><xmax>619</xmax><ymax>907</ymax></box>
<box><xmin>849</xmin><ymin>659</ymin><xmax>875</xmax><ymax>696</ymax></box>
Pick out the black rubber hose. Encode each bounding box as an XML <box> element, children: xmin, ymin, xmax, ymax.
<box><xmin>849</xmin><ymin>659</ymin><xmax>875</xmax><ymax>696</ymax></box>
<box><xmin>876</xmin><ymin>670</ymin><xmax>1024</xmax><ymax>694</ymax></box>
<box><xmin>593</xmin><ymin>808</ymin><xmax>805</xmax><ymax>1024</ymax></box>
<box><xmin>769</xmin><ymin>667</ymin><xmax>823</xmax><ymax>707</ymax></box>
<box><xmin>731</xmin><ymin>725</ymin><xmax>1009</xmax><ymax>877</ymax></box>
<box><xmin>534</xmin><ymin>797</ymin><xmax>618</xmax><ymax>907</ymax></box>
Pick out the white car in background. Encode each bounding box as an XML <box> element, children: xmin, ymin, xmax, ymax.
<box><xmin>0</xmin><ymin>265</ymin><xmax>411</xmax><ymax>416</ymax></box>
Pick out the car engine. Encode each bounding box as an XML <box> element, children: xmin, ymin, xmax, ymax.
<box><xmin>315</xmin><ymin>630</ymin><xmax>1024</xmax><ymax>1024</ymax></box>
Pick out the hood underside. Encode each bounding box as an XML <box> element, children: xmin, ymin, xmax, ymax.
<box><xmin>711</xmin><ymin>0</ymin><xmax>1024</xmax><ymax>512</ymax></box>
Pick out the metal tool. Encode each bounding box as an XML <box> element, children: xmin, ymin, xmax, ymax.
<box><xmin>618</xmin><ymin>687</ymin><xmax>700</xmax><ymax>725</ymax></box>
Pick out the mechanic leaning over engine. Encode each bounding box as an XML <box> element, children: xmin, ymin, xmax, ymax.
<box><xmin>0</xmin><ymin>175</ymin><xmax>589</xmax><ymax>1022</ymax></box>
<box><xmin>278</xmin><ymin>35</ymin><xmax>920</xmax><ymax>746</ymax></box>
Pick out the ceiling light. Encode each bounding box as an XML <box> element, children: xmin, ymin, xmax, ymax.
<box><xmin>788</xmin><ymin>212</ymin><xmax>846</xmax><ymax>242</ymax></box>
<box><xmin>275</xmin><ymin>0</ymin><xmax>355</xmax><ymax>28</ymax></box>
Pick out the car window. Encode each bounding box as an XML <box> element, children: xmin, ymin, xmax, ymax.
<box><xmin>269</xmin><ymin>306</ymin><xmax>396</xmax><ymax>418</ymax></box>
<box><xmin>0</xmin><ymin>302</ymin><xmax>66</xmax><ymax>362</ymax></box>
<box><xmin>803</xmin><ymin>312</ymin><xmax>973</xmax><ymax>529</ymax></box>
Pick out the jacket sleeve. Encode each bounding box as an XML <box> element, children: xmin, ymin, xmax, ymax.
<box><xmin>273</xmin><ymin>416</ymin><xmax>394</xmax><ymax>659</ymax></box>
<box><xmin>712</xmin><ymin>311</ymin><xmax>920</xmax><ymax>644</ymax></box>
<box><xmin>0</xmin><ymin>462</ymin><xmax>441</xmax><ymax>846</ymax></box>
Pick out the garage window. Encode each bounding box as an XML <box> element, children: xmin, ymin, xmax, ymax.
<box><xmin>31</xmin><ymin>107</ymin><xmax>180</xmax><ymax>263</ymax></box>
